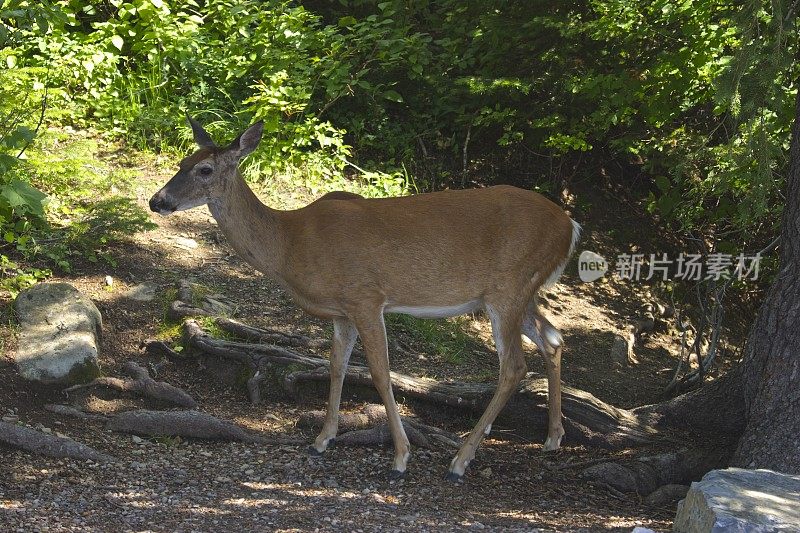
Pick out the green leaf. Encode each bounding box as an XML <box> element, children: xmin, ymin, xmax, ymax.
<box><xmin>0</xmin><ymin>180</ymin><xmax>48</xmax><ymax>218</ymax></box>
<box><xmin>383</xmin><ymin>90</ymin><xmax>403</xmax><ymax>103</ymax></box>
<box><xmin>111</xmin><ymin>35</ymin><xmax>124</xmax><ymax>50</ymax></box>
<box><xmin>654</xmin><ymin>175</ymin><xmax>670</xmax><ymax>192</ymax></box>
<box><xmin>0</xmin><ymin>153</ymin><xmax>18</xmax><ymax>172</ymax></box>
<box><xmin>6</xmin><ymin>55</ymin><xmax>17</xmax><ymax>68</ymax></box>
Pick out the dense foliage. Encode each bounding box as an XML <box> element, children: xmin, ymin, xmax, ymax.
<box><xmin>0</xmin><ymin>0</ymin><xmax>797</xmax><ymax>292</ymax></box>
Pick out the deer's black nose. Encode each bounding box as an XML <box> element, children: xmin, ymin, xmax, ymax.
<box><xmin>149</xmin><ymin>192</ymin><xmax>175</xmax><ymax>215</ymax></box>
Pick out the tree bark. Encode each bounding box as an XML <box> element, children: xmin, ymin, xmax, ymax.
<box><xmin>636</xmin><ymin>369</ymin><xmax>746</xmax><ymax>446</ymax></box>
<box><xmin>729</xmin><ymin>84</ymin><xmax>800</xmax><ymax>473</ymax></box>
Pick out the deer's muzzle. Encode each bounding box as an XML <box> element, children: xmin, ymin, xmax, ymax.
<box><xmin>149</xmin><ymin>190</ymin><xmax>177</xmax><ymax>216</ymax></box>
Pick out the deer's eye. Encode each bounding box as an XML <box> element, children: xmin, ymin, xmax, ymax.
<box><xmin>198</xmin><ymin>166</ymin><xmax>213</xmax><ymax>176</ymax></box>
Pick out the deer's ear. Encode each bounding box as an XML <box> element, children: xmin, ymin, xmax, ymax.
<box><xmin>187</xmin><ymin>115</ymin><xmax>215</xmax><ymax>148</ymax></box>
<box><xmin>230</xmin><ymin>121</ymin><xmax>264</xmax><ymax>159</ymax></box>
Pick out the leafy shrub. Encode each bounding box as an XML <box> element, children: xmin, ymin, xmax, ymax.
<box><xmin>4</xmin><ymin>0</ymin><xmax>797</xmax><ymax>260</ymax></box>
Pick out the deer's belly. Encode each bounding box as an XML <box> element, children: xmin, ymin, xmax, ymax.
<box><xmin>384</xmin><ymin>300</ymin><xmax>482</xmax><ymax>319</ymax></box>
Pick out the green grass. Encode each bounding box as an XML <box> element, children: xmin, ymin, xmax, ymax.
<box><xmin>196</xmin><ymin>315</ymin><xmax>233</xmax><ymax>340</ymax></box>
<box><xmin>155</xmin><ymin>285</ymin><xmax>234</xmax><ymax>353</ymax></box>
<box><xmin>385</xmin><ymin>313</ymin><xmax>477</xmax><ymax>364</ymax></box>
<box><xmin>156</xmin><ymin>321</ymin><xmax>183</xmax><ymax>342</ymax></box>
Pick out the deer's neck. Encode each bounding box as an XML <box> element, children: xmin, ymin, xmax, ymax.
<box><xmin>208</xmin><ymin>173</ymin><xmax>285</xmax><ymax>277</ymax></box>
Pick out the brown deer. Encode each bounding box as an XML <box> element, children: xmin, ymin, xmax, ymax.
<box><xmin>150</xmin><ymin>118</ymin><xmax>580</xmax><ymax>481</ymax></box>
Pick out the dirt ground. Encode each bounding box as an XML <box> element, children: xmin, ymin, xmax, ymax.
<box><xmin>0</xmin><ymin>151</ymin><xmax>722</xmax><ymax>532</ymax></box>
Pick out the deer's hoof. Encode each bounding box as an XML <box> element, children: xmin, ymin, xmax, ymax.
<box><xmin>388</xmin><ymin>469</ymin><xmax>406</xmax><ymax>481</ymax></box>
<box><xmin>308</xmin><ymin>438</ymin><xmax>335</xmax><ymax>457</ymax></box>
<box><xmin>445</xmin><ymin>471</ymin><xmax>464</xmax><ymax>484</ymax></box>
<box><xmin>307</xmin><ymin>446</ymin><xmax>324</xmax><ymax>457</ymax></box>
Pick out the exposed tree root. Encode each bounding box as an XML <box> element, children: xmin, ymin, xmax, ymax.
<box><xmin>63</xmin><ymin>361</ymin><xmax>197</xmax><ymax>408</ymax></box>
<box><xmin>168</xmin><ymin>299</ymin><xmax>212</xmax><ymax>321</ymax></box>
<box><xmin>297</xmin><ymin>409</ymin><xmax>372</xmax><ymax>433</ymax></box>
<box><xmin>334</xmin><ymin>424</ymin><xmax>435</xmax><ymax>449</ymax></box>
<box><xmin>0</xmin><ymin>420</ymin><xmax>112</xmax><ymax>462</ymax></box>
<box><xmin>140</xmin><ymin>339</ymin><xmax>186</xmax><ymax>360</ymax></box>
<box><xmin>167</xmin><ymin>280</ymin><xmax>219</xmax><ymax>320</ymax></box>
<box><xmin>184</xmin><ymin>319</ymin><xmax>326</xmax><ymax>369</ymax></box>
<box><xmin>297</xmin><ymin>403</ymin><xmax>460</xmax><ymax>449</ymax></box>
<box><xmin>45</xmin><ymin>401</ymin><xmax>302</xmax><ymax>447</ymax></box>
<box><xmin>45</xmin><ymin>404</ymin><xmax>108</xmax><ymax>422</ymax></box>
<box><xmin>580</xmin><ymin>446</ymin><xmax>731</xmax><ymax>496</ymax></box>
<box><xmin>183</xmin><ymin>319</ymin><xmax>657</xmax><ymax>449</ymax></box>
<box><xmin>215</xmin><ymin>317</ymin><xmax>329</xmax><ymax>350</ymax></box>
<box><xmin>106</xmin><ymin>409</ymin><xmax>303</xmax><ymax>445</ymax></box>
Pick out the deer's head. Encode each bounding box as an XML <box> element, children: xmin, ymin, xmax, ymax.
<box><xmin>149</xmin><ymin>117</ymin><xmax>263</xmax><ymax>215</ymax></box>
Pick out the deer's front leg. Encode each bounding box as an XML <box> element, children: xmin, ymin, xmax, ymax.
<box><xmin>311</xmin><ymin>317</ymin><xmax>358</xmax><ymax>455</ymax></box>
<box><xmin>354</xmin><ymin>312</ymin><xmax>411</xmax><ymax>478</ymax></box>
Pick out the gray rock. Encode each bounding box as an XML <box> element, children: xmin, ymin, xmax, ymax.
<box><xmin>125</xmin><ymin>282</ymin><xmax>158</xmax><ymax>302</ymax></box>
<box><xmin>674</xmin><ymin>468</ymin><xmax>800</xmax><ymax>532</ymax></box>
<box><xmin>13</xmin><ymin>283</ymin><xmax>102</xmax><ymax>384</ymax></box>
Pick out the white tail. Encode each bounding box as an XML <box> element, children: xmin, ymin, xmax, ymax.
<box><xmin>150</xmin><ymin>118</ymin><xmax>579</xmax><ymax>481</ymax></box>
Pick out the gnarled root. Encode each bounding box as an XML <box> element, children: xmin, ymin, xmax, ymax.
<box><xmin>0</xmin><ymin>420</ymin><xmax>113</xmax><ymax>462</ymax></box>
<box><xmin>63</xmin><ymin>361</ymin><xmax>197</xmax><ymax>408</ymax></box>
<box><xmin>107</xmin><ymin>409</ymin><xmax>302</xmax><ymax>445</ymax></box>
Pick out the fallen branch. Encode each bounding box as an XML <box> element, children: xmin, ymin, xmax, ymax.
<box><xmin>0</xmin><ymin>420</ymin><xmax>112</xmax><ymax>462</ymax></box>
<box><xmin>107</xmin><ymin>409</ymin><xmax>303</xmax><ymax>445</ymax></box>
<box><xmin>64</xmin><ymin>361</ymin><xmax>197</xmax><ymax>408</ymax></box>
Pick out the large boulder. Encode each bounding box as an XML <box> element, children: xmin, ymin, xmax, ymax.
<box><xmin>13</xmin><ymin>282</ymin><xmax>102</xmax><ymax>384</ymax></box>
<box><xmin>674</xmin><ymin>468</ymin><xmax>800</xmax><ymax>532</ymax></box>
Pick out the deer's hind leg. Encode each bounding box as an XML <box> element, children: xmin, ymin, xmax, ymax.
<box><xmin>522</xmin><ymin>297</ymin><xmax>565</xmax><ymax>451</ymax></box>
<box><xmin>447</xmin><ymin>302</ymin><xmax>528</xmax><ymax>481</ymax></box>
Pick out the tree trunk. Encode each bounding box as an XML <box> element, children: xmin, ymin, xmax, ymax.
<box><xmin>625</xmin><ymin>85</ymin><xmax>800</xmax><ymax>473</ymax></box>
<box><xmin>728</xmin><ymin>84</ymin><xmax>800</xmax><ymax>473</ymax></box>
